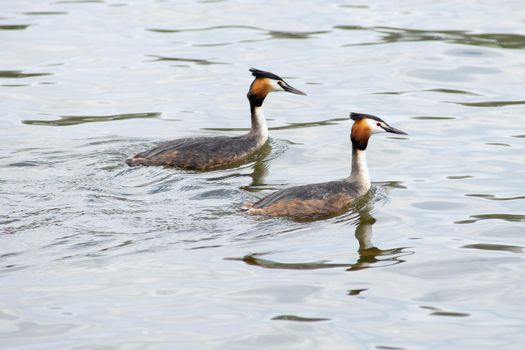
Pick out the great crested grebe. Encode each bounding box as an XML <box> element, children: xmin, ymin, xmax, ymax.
<box><xmin>126</xmin><ymin>68</ymin><xmax>306</xmax><ymax>170</ymax></box>
<box><xmin>245</xmin><ymin>112</ymin><xmax>407</xmax><ymax>219</ymax></box>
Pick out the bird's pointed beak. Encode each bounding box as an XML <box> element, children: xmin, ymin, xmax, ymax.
<box><xmin>383</xmin><ymin>124</ymin><xmax>407</xmax><ymax>135</ymax></box>
<box><xmin>281</xmin><ymin>81</ymin><xmax>306</xmax><ymax>95</ymax></box>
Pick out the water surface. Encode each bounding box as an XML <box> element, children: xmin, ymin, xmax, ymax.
<box><xmin>1</xmin><ymin>1</ymin><xmax>524</xmax><ymax>349</ymax></box>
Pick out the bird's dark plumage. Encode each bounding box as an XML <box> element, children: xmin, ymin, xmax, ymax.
<box><xmin>249</xmin><ymin>68</ymin><xmax>283</xmax><ymax>81</ymax></box>
<box><xmin>350</xmin><ymin>112</ymin><xmax>385</xmax><ymax>123</ymax></box>
<box><xmin>246</xmin><ymin>181</ymin><xmax>364</xmax><ymax>219</ymax></box>
<box><xmin>126</xmin><ymin>135</ymin><xmax>260</xmax><ymax>170</ymax></box>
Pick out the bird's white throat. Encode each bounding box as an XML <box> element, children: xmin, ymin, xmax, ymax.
<box><xmin>250</xmin><ymin>106</ymin><xmax>268</xmax><ymax>146</ymax></box>
<box><xmin>347</xmin><ymin>148</ymin><xmax>371</xmax><ymax>191</ymax></box>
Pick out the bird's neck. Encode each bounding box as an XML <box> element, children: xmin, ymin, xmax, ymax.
<box><xmin>248</xmin><ymin>101</ymin><xmax>268</xmax><ymax>146</ymax></box>
<box><xmin>347</xmin><ymin>146</ymin><xmax>370</xmax><ymax>190</ymax></box>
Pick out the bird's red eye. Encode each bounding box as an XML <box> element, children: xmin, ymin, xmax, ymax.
<box><xmin>377</xmin><ymin>123</ymin><xmax>381</xmax><ymax>126</ymax></box>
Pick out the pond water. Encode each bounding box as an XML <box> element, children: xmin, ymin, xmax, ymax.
<box><xmin>1</xmin><ymin>0</ymin><xmax>524</xmax><ymax>349</ymax></box>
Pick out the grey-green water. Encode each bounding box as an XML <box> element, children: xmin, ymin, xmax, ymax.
<box><xmin>1</xmin><ymin>1</ymin><xmax>524</xmax><ymax>349</ymax></box>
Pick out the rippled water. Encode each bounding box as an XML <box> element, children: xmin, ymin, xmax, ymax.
<box><xmin>1</xmin><ymin>1</ymin><xmax>524</xmax><ymax>349</ymax></box>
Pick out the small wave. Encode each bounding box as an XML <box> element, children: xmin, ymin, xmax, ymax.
<box><xmin>22</xmin><ymin>112</ymin><xmax>161</xmax><ymax>126</ymax></box>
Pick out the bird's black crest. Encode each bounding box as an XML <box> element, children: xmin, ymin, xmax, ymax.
<box><xmin>350</xmin><ymin>112</ymin><xmax>385</xmax><ymax>123</ymax></box>
<box><xmin>249</xmin><ymin>68</ymin><xmax>283</xmax><ymax>80</ymax></box>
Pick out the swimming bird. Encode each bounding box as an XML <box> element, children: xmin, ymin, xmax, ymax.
<box><xmin>245</xmin><ymin>112</ymin><xmax>407</xmax><ymax>219</ymax></box>
<box><xmin>126</xmin><ymin>68</ymin><xmax>306</xmax><ymax>170</ymax></box>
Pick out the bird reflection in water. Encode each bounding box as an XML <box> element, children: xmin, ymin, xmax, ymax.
<box><xmin>347</xmin><ymin>208</ymin><xmax>409</xmax><ymax>271</ymax></box>
<box><xmin>205</xmin><ymin>141</ymin><xmax>272</xmax><ymax>188</ymax></box>
<box><xmin>242</xmin><ymin>145</ymin><xmax>270</xmax><ymax>190</ymax></box>
<box><xmin>227</xmin><ymin>200</ymin><xmax>413</xmax><ymax>271</ymax></box>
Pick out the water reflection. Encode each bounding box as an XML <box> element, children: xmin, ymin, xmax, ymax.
<box><xmin>147</xmin><ymin>25</ymin><xmax>261</xmax><ymax>34</ymax></box>
<box><xmin>0</xmin><ymin>70</ymin><xmax>51</xmax><ymax>78</ymax></box>
<box><xmin>206</xmin><ymin>142</ymin><xmax>271</xmax><ymax>186</ymax></box>
<box><xmin>227</xmin><ymin>203</ymin><xmax>412</xmax><ymax>271</ymax></box>
<box><xmin>336</xmin><ymin>25</ymin><xmax>525</xmax><ymax>49</ymax></box>
<box><xmin>54</xmin><ymin>0</ymin><xmax>104</xmax><ymax>4</ymax></box>
<box><xmin>374</xmin><ymin>181</ymin><xmax>407</xmax><ymax>190</ymax></box>
<box><xmin>411</xmin><ymin>116</ymin><xmax>455</xmax><ymax>120</ymax></box>
<box><xmin>455</xmin><ymin>213</ymin><xmax>525</xmax><ymax>224</ymax></box>
<box><xmin>147</xmin><ymin>55</ymin><xmax>227</xmax><ymax>65</ymax></box>
<box><xmin>374</xmin><ymin>88</ymin><xmax>479</xmax><ymax>96</ymax></box>
<box><xmin>462</xmin><ymin>243</ymin><xmax>523</xmax><ymax>254</ymax></box>
<box><xmin>465</xmin><ymin>194</ymin><xmax>525</xmax><ymax>201</ymax></box>
<box><xmin>348</xmin><ymin>210</ymin><xmax>409</xmax><ymax>271</ymax></box>
<box><xmin>203</xmin><ymin>117</ymin><xmax>348</xmax><ymax>133</ymax></box>
<box><xmin>449</xmin><ymin>100</ymin><xmax>525</xmax><ymax>107</ymax></box>
<box><xmin>22</xmin><ymin>112</ymin><xmax>161</xmax><ymax>126</ymax></box>
<box><xmin>268</xmin><ymin>30</ymin><xmax>330</xmax><ymax>40</ymax></box>
<box><xmin>0</xmin><ymin>25</ymin><xmax>29</xmax><ymax>30</ymax></box>
<box><xmin>22</xmin><ymin>12</ymin><xmax>68</xmax><ymax>15</ymax></box>
<box><xmin>147</xmin><ymin>25</ymin><xmax>329</xmax><ymax>41</ymax></box>
<box><xmin>419</xmin><ymin>306</ymin><xmax>470</xmax><ymax>318</ymax></box>
<box><xmin>272</xmin><ymin>315</ymin><xmax>330</xmax><ymax>322</ymax></box>
<box><xmin>245</xmin><ymin>160</ymin><xmax>269</xmax><ymax>189</ymax></box>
